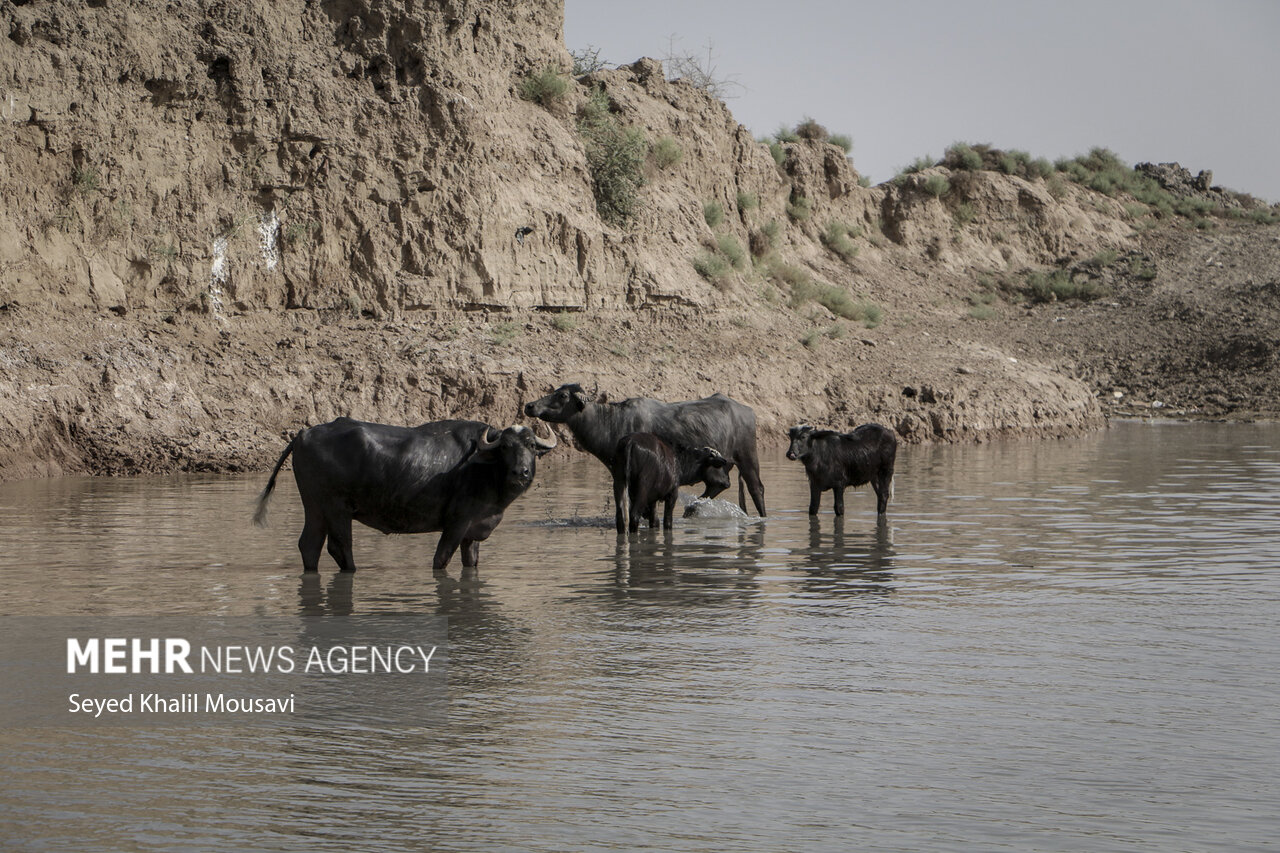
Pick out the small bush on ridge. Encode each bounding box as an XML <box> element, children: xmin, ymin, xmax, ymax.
<box><xmin>519</xmin><ymin>67</ymin><xmax>569</xmax><ymax>107</ymax></box>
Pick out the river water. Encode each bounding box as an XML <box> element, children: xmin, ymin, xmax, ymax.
<box><xmin>1</xmin><ymin>420</ymin><xmax>1278</xmax><ymax>852</ymax></box>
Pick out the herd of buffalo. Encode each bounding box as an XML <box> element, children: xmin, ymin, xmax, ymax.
<box><xmin>254</xmin><ymin>383</ymin><xmax>898</xmax><ymax>575</ymax></box>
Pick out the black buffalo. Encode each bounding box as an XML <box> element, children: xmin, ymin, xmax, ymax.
<box><xmin>524</xmin><ymin>383</ymin><xmax>766</xmax><ymax>516</ymax></box>
<box><xmin>253</xmin><ymin>417</ymin><xmax>556</xmax><ymax>574</ymax></box>
<box><xmin>786</xmin><ymin>423</ymin><xmax>897</xmax><ymax>516</ymax></box>
<box><xmin>611</xmin><ymin>433</ymin><xmax>734</xmax><ymax>533</ymax></box>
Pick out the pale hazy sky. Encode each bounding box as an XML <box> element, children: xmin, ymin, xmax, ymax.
<box><xmin>564</xmin><ymin>0</ymin><xmax>1280</xmax><ymax>202</ymax></box>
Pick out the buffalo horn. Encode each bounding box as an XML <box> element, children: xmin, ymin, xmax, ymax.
<box><xmin>530</xmin><ymin>421</ymin><xmax>558</xmax><ymax>451</ymax></box>
<box><xmin>474</xmin><ymin>427</ymin><xmax>502</xmax><ymax>453</ymax></box>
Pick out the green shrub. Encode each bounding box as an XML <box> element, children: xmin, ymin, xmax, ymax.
<box><xmin>999</xmin><ymin>151</ymin><xmax>1025</xmax><ymax>174</ymax></box>
<box><xmin>953</xmin><ymin>203</ymin><xmax>976</xmax><ymax>226</ymax></box>
<box><xmin>1250</xmin><ymin>207</ymin><xmax>1279</xmax><ymax>225</ymax></box>
<box><xmin>768</xmin><ymin>142</ymin><xmax>786</xmax><ymax>166</ymax></box>
<box><xmin>343</xmin><ymin>291</ymin><xmax>364</xmax><ymax>318</ymax></box>
<box><xmin>821</xmin><ymin>221</ymin><xmax>860</xmax><ymax>261</ymax></box>
<box><xmin>923</xmin><ymin>174</ymin><xmax>952</xmax><ymax>198</ymax></box>
<box><xmin>73</xmin><ymin>166</ymin><xmax>100</xmax><ymax>196</ymax></box>
<box><xmin>801</xmin><ymin>328</ymin><xmax>822</xmax><ymax>349</ymax></box>
<box><xmin>967</xmin><ymin>303</ymin><xmax>997</xmax><ymax>320</ymax></box>
<box><xmin>578</xmin><ymin>90</ymin><xmax>647</xmax><ymax>225</ymax></box>
<box><xmin>944</xmin><ymin>143</ymin><xmax>984</xmax><ymax>171</ymax></box>
<box><xmin>786</xmin><ymin>194</ymin><xmax>812</xmax><ymax>222</ymax></box>
<box><xmin>693</xmin><ymin>251</ymin><xmax>731</xmax><ymax>286</ymax></box>
<box><xmin>829</xmin><ymin>133</ymin><xmax>853</xmax><ymax>154</ymax></box>
<box><xmin>773</xmin><ymin>125</ymin><xmax>799</xmax><ymax>143</ymax></box>
<box><xmin>651</xmin><ymin>136</ymin><xmax>682</xmax><ymax>169</ymax></box>
<box><xmin>284</xmin><ymin>220</ymin><xmax>318</xmax><ymax>245</ymax></box>
<box><xmin>751</xmin><ymin>219</ymin><xmax>781</xmax><ymax>256</ymax></box>
<box><xmin>550</xmin><ymin>312</ymin><xmax>578</xmax><ymax>332</ymax></box>
<box><xmin>1029</xmin><ymin>157</ymin><xmax>1055</xmax><ymax>179</ymax></box>
<box><xmin>736</xmin><ymin>190</ymin><xmax>758</xmax><ymax>211</ymax></box>
<box><xmin>518</xmin><ymin>67</ymin><xmax>569</xmax><ymax>107</ymax></box>
<box><xmin>578</xmin><ymin>86</ymin><xmax>610</xmax><ymax>123</ymax></box>
<box><xmin>1025</xmin><ymin>269</ymin><xmax>1108</xmax><ymax>303</ymax></box>
<box><xmin>771</xmin><ymin>262</ymin><xmax>881</xmax><ymax>326</ymax></box>
<box><xmin>570</xmin><ymin>46</ymin><xmax>608</xmax><ymax>76</ymax></box>
<box><xmin>703</xmin><ymin>200</ymin><xmax>725</xmax><ymax>227</ymax></box>
<box><xmin>716</xmin><ymin>233</ymin><xmax>748</xmax><ymax>269</ymax></box>
<box><xmin>1128</xmin><ymin>256</ymin><xmax>1157</xmax><ymax>281</ymax></box>
<box><xmin>857</xmin><ymin>175</ymin><xmax>872</xmax><ymax>188</ymax></box>
<box><xmin>1090</xmin><ymin>249</ymin><xmax>1119</xmax><ymax>267</ymax></box>
<box><xmin>1175</xmin><ymin>196</ymin><xmax>1216</xmax><ymax>218</ymax></box>
<box><xmin>794</xmin><ymin>117</ymin><xmax>828</xmax><ymax>141</ymax></box>
<box><xmin>489</xmin><ymin>320</ymin><xmax>522</xmax><ymax>345</ymax></box>
<box><xmin>1046</xmin><ymin>173</ymin><xmax>1068</xmax><ymax>199</ymax></box>
<box><xmin>893</xmin><ymin>156</ymin><xmax>935</xmax><ymax>184</ymax></box>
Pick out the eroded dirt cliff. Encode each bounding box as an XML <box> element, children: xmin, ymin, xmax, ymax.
<box><xmin>1</xmin><ymin>0</ymin><xmax>1277</xmax><ymax>480</ymax></box>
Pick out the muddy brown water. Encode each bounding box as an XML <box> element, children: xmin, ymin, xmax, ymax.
<box><xmin>2</xmin><ymin>420</ymin><xmax>1278</xmax><ymax>852</ymax></box>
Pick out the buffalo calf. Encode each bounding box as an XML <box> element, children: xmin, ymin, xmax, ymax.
<box><xmin>786</xmin><ymin>423</ymin><xmax>897</xmax><ymax>516</ymax></box>
<box><xmin>611</xmin><ymin>433</ymin><xmax>735</xmax><ymax>533</ymax></box>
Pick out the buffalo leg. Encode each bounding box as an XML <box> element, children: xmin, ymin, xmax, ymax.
<box><xmin>460</xmin><ymin>538</ymin><xmax>480</xmax><ymax>569</ymax></box>
<box><xmin>662</xmin><ymin>487</ymin><xmax>678</xmax><ymax>530</ymax></box>
<box><xmin>613</xmin><ymin>473</ymin><xmax>627</xmax><ymax>534</ymax></box>
<box><xmin>808</xmin><ymin>481</ymin><xmax>823</xmax><ymax>516</ymax></box>
<box><xmin>326</xmin><ymin>516</ymin><xmax>357</xmax><ymax>573</ymax></box>
<box><xmin>433</xmin><ymin>531</ymin><xmax>464</xmax><ymax>575</ymax></box>
<box><xmin>298</xmin><ymin>510</ymin><xmax>325</xmax><ymax>573</ymax></box>
<box><xmin>741</xmin><ymin>462</ymin><xmax>767</xmax><ymax>517</ymax></box>
<box><xmin>645</xmin><ymin>501</ymin><xmax>658</xmax><ymax>530</ymax></box>
<box><xmin>871</xmin><ymin>481</ymin><xmax>887</xmax><ymax>515</ymax></box>
<box><xmin>875</xmin><ymin>465</ymin><xmax>894</xmax><ymax>515</ymax></box>
<box><xmin>832</xmin><ymin>487</ymin><xmax>845</xmax><ymax>517</ymax></box>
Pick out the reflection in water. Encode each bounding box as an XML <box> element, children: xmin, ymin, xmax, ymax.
<box><xmin>297</xmin><ymin>571</ymin><xmax>355</xmax><ymax>616</ymax></box>
<box><xmin>794</xmin><ymin>515</ymin><xmax>896</xmax><ymax>599</ymax></box>
<box><xmin>3</xmin><ymin>422</ymin><xmax>1280</xmax><ymax>852</ymax></box>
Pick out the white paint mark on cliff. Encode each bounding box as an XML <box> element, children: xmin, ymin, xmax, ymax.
<box><xmin>209</xmin><ymin>236</ymin><xmax>227</xmax><ymax>314</ymax></box>
<box><xmin>259</xmin><ymin>210</ymin><xmax>280</xmax><ymax>271</ymax></box>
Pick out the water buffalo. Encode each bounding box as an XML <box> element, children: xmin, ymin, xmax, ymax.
<box><xmin>612</xmin><ymin>433</ymin><xmax>734</xmax><ymax>533</ymax></box>
<box><xmin>786</xmin><ymin>423</ymin><xmax>897</xmax><ymax>516</ymax></box>
<box><xmin>253</xmin><ymin>417</ymin><xmax>556</xmax><ymax>574</ymax></box>
<box><xmin>524</xmin><ymin>383</ymin><xmax>766</xmax><ymax>516</ymax></box>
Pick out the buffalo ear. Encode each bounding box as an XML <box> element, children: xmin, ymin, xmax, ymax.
<box><xmin>702</xmin><ymin>453</ymin><xmax>732</xmax><ymax>470</ymax></box>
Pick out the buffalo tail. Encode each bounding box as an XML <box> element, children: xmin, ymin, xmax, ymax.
<box><xmin>253</xmin><ymin>433</ymin><xmax>299</xmax><ymax>528</ymax></box>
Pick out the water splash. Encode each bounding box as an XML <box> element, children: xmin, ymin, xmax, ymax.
<box><xmin>682</xmin><ymin>497</ymin><xmax>749</xmax><ymax>520</ymax></box>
